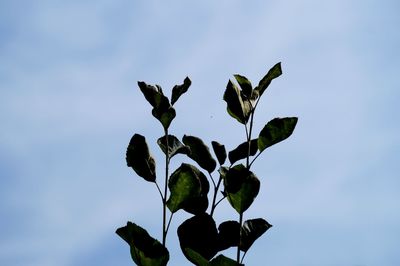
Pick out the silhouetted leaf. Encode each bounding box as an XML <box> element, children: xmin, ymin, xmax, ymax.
<box><xmin>182</xmin><ymin>165</ymin><xmax>209</xmax><ymax>215</ymax></box>
<box><xmin>167</xmin><ymin>163</ymin><xmax>209</xmax><ymax>213</ymax></box>
<box><xmin>183</xmin><ymin>135</ymin><xmax>217</xmax><ymax>173</ymax></box>
<box><xmin>211</xmin><ymin>141</ymin><xmax>227</xmax><ymax>165</ymax></box>
<box><xmin>224</xmin><ymin>164</ymin><xmax>260</xmax><ymax>214</ymax></box>
<box><xmin>210</xmin><ymin>255</ymin><xmax>243</xmax><ymax>266</ymax></box>
<box><xmin>255</xmin><ymin>62</ymin><xmax>282</xmax><ymax>97</ymax></box>
<box><xmin>184</xmin><ymin>248</ymin><xmax>209</xmax><ymax>266</ymax></box>
<box><xmin>116</xmin><ymin>222</ymin><xmax>169</xmax><ymax>266</ymax></box>
<box><xmin>258</xmin><ymin>117</ymin><xmax>298</xmax><ymax>152</ymax></box>
<box><xmin>228</xmin><ymin>139</ymin><xmax>258</xmax><ymax>165</ymax></box>
<box><xmin>126</xmin><ymin>134</ymin><xmax>156</xmax><ymax>182</ymax></box>
<box><xmin>171</xmin><ymin>77</ymin><xmax>191</xmax><ymax>105</ymax></box>
<box><xmin>138</xmin><ymin>81</ymin><xmax>176</xmax><ymax>130</ymax></box>
<box><xmin>217</xmin><ymin>221</ymin><xmax>240</xmax><ymax>251</ymax></box>
<box><xmin>223</xmin><ymin>80</ymin><xmax>251</xmax><ymax>124</ymax></box>
<box><xmin>157</xmin><ymin>135</ymin><xmax>190</xmax><ymax>159</ymax></box>
<box><xmin>234</xmin><ymin>74</ymin><xmax>252</xmax><ymax>98</ymax></box>
<box><xmin>240</xmin><ymin>218</ymin><xmax>272</xmax><ymax>252</ymax></box>
<box><xmin>178</xmin><ymin>213</ymin><xmax>219</xmax><ymax>263</ymax></box>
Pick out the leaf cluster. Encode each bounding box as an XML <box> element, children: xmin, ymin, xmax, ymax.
<box><xmin>116</xmin><ymin>63</ymin><xmax>298</xmax><ymax>265</ymax></box>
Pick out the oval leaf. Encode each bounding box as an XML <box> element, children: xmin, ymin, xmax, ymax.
<box><xmin>223</xmin><ymin>80</ymin><xmax>251</xmax><ymax>124</ymax></box>
<box><xmin>167</xmin><ymin>163</ymin><xmax>208</xmax><ymax>213</ymax></box>
<box><xmin>211</xmin><ymin>141</ymin><xmax>227</xmax><ymax>165</ymax></box>
<box><xmin>116</xmin><ymin>222</ymin><xmax>169</xmax><ymax>266</ymax></box>
<box><xmin>228</xmin><ymin>139</ymin><xmax>258</xmax><ymax>165</ymax></box>
<box><xmin>234</xmin><ymin>74</ymin><xmax>252</xmax><ymax>98</ymax></box>
<box><xmin>171</xmin><ymin>77</ymin><xmax>191</xmax><ymax>105</ymax></box>
<box><xmin>258</xmin><ymin>117</ymin><xmax>298</xmax><ymax>152</ymax></box>
<box><xmin>224</xmin><ymin>164</ymin><xmax>260</xmax><ymax>214</ymax></box>
<box><xmin>157</xmin><ymin>135</ymin><xmax>190</xmax><ymax>159</ymax></box>
<box><xmin>178</xmin><ymin>213</ymin><xmax>219</xmax><ymax>263</ymax></box>
<box><xmin>255</xmin><ymin>62</ymin><xmax>282</xmax><ymax>97</ymax></box>
<box><xmin>126</xmin><ymin>134</ymin><xmax>156</xmax><ymax>182</ymax></box>
<box><xmin>240</xmin><ymin>218</ymin><xmax>272</xmax><ymax>252</ymax></box>
<box><xmin>183</xmin><ymin>135</ymin><xmax>217</xmax><ymax>173</ymax></box>
<box><xmin>217</xmin><ymin>220</ymin><xmax>240</xmax><ymax>251</ymax></box>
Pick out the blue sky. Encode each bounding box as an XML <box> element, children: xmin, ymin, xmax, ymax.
<box><xmin>1</xmin><ymin>1</ymin><xmax>399</xmax><ymax>265</ymax></box>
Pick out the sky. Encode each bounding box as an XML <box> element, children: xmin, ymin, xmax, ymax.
<box><xmin>0</xmin><ymin>0</ymin><xmax>399</xmax><ymax>265</ymax></box>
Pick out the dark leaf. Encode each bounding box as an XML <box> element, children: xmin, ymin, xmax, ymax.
<box><xmin>258</xmin><ymin>117</ymin><xmax>298</xmax><ymax>152</ymax></box>
<box><xmin>138</xmin><ymin>81</ymin><xmax>176</xmax><ymax>130</ymax></box>
<box><xmin>157</xmin><ymin>135</ymin><xmax>190</xmax><ymax>159</ymax></box>
<box><xmin>183</xmin><ymin>135</ymin><xmax>217</xmax><ymax>173</ymax></box>
<box><xmin>240</xmin><ymin>218</ymin><xmax>272</xmax><ymax>252</ymax></box>
<box><xmin>255</xmin><ymin>62</ymin><xmax>282</xmax><ymax>97</ymax></box>
<box><xmin>182</xmin><ymin>165</ymin><xmax>210</xmax><ymax>215</ymax></box>
<box><xmin>178</xmin><ymin>213</ymin><xmax>219</xmax><ymax>262</ymax></box>
<box><xmin>210</xmin><ymin>255</ymin><xmax>244</xmax><ymax>266</ymax></box>
<box><xmin>183</xmin><ymin>248</ymin><xmax>209</xmax><ymax>266</ymax></box>
<box><xmin>211</xmin><ymin>141</ymin><xmax>227</xmax><ymax>165</ymax></box>
<box><xmin>223</xmin><ymin>80</ymin><xmax>251</xmax><ymax>124</ymax></box>
<box><xmin>228</xmin><ymin>139</ymin><xmax>258</xmax><ymax>165</ymax></box>
<box><xmin>116</xmin><ymin>222</ymin><xmax>169</xmax><ymax>266</ymax></box>
<box><xmin>171</xmin><ymin>77</ymin><xmax>191</xmax><ymax>105</ymax></box>
<box><xmin>234</xmin><ymin>74</ymin><xmax>252</xmax><ymax>98</ymax></box>
<box><xmin>224</xmin><ymin>164</ymin><xmax>260</xmax><ymax>214</ymax></box>
<box><xmin>126</xmin><ymin>134</ymin><xmax>156</xmax><ymax>182</ymax></box>
<box><xmin>217</xmin><ymin>221</ymin><xmax>240</xmax><ymax>251</ymax></box>
<box><xmin>167</xmin><ymin>163</ymin><xmax>209</xmax><ymax>213</ymax></box>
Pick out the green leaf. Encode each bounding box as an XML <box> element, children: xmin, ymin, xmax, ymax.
<box><xmin>217</xmin><ymin>221</ymin><xmax>240</xmax><ymax>251</ymax></box>
<box><xmin>234</xmin><ymin>74</ymin><xmax>252</xmax><ymax>98</ymax></box>
<box><xmin>184</xmin><ymin>248</ymin><xmax>209</xmax><ymax>266</ymax></box>
<box><xmin>138</xmin><ymin>81</ymin><xmax>176</xmax><ymax>130</ymax></box>
<box><xmin>223</xmin><ymin>80</ymin><xmax>251</xmax><ymax>124</ymax></box>
<box><xmin>178</xmin><ymin>213</ymin><xmax>219</xmax><ymax>262</ymax></box>
<box><xmin>157</xmin><ymin>135</ymin><xmax>190</xmax><ymax>159</ymax></box>
<box><xmin>126</xmin><ymin>134</ymin><xmax>156</xmax><ymax>182</ymax></box>
<box><xmin>258</xmin><ymin>117</ymin><xmax>298</xmax><ymax>152</ymax></box>
<box><xmin>228</xmin><ymin>139</ymin><xmax>258</xmax><ymax>165</ymax></box>
<box><xmin>255</xmin><ymin>62</ymin><xmax>282</xmax><ymax>97</ymax></box>
<box><xmin>171</xmin><ymin>77</ymin><xmax>191</xmax><ymax>105</ymax></box>
<box><xmin>183</xmin><ymin>135</ymin><xmax>217</xmax><ymax>173</ymax></box>
<box><xmin>224</xmin><ymin>164</ymin><xmax>260</xmax><ymax>214</ymax></box>
<box><xmin>211</xmin><ymin>141</ymin><xmax>227</xmax><ymax>165</ymax></box>
<box><xmin>116</xmin><ymin>222</ymin><xmax>169</xmax><ymax>266</ymax></box>
<box><xmin>210</xmin><ymin>255</ymin><xmax>244</xmax><ymax>266</ymax></box>
<box><xmin>167</xmin><ymin>163</ymin><xmax>209</xmax><ymax>213</ymax></box>
<box><xmin>240</xmin><ymin>218</ymin><xmax>272</xmax><ymax>252</ymax></box>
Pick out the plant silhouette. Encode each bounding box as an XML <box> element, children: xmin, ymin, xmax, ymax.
<box><xmin>116</xmin><ymin>63</ymin><xmax>298</xmax><ymax>265</ymax></box>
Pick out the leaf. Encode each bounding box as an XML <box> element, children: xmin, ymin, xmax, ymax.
<box><xmin>211</xmin><ymin>141</ymin><xmax>227</xmax><ymax>165</ymax></box>
<box><xmin>182</xmin><ymin>165</ymin><xmax>210</xmax><ymax>215</ymax></box>
<box><xmin>178</xmin><ymin>213</ymin><xmax>219</xmax><ymax>263</ymax></box>
<box><xmin>228</xmin><ymin>139</ymin><xmax>258</xmax><ymax>165</ymax></box>
<box><xmin>224</xmin><ymin>164</ymin><xmax>260</xmax><ymax>214</ymax></box>
<box><xmin>126</xmin><ymin>134</ymin><xmax>156</xmax><ymax>182</ymax></box>
<box><xmin>167</xmin><ymin>163</ymin><xmax>209</xmax><ymax>213</ymax></box>
<box><xmin>183</xmin><ymin>135</ymin><xmax>217</xmax><ymax>173</ymax></box>
<box><xmin>210</xmin><ymin>255</ymin><xmax>244</xmax><ymax>266</ymax></box>
<box><xmin>138</xmin><ymin>81</ymin><xmax>176</xmax><ymax>130</ymax></box>
<box><xmin>258</xmin><ymin>117</ymin><xmax>298</xmax><ymax>152</ymax></box>
<box><xmin>255</xmin><ymin>62</ymin><xmax>282</xmax><ymax>97</ymax></box>
<box><xmin>157</xmin><ymin>135</ymin><xmax>190</xmax><ymax>159</ymax></box>
<box><xmin>217</xmin><ymin>221</ymin><xmax>240</xmax><ymax>251</ymax></box>
<box><xmin>116</xmin><ymin>222</ymin><xmax>169</xmax><ymax>266</ymax></box>
<box><xmin>240</xmin><ymin>218</ymin><xmax>272</xmax><ymax>252</ymax></box>
<box><xmin>184</xmin><ymin>248</ymin><xmax>209</xmax><ymax>266</ymax></box>
<box><xmin>171</xmin><ymin>77</ymin><xmax>191</xmax><ymax>105</ymax></box>
<box><xmin>223</xmin><ymin>80</ymin><xmax>251</xmax><ymax>124</ymax></box>
<box><xmin>234</xmin><ymin>74</ymin><xmax>252</xmax><ymax>98</ymax></box>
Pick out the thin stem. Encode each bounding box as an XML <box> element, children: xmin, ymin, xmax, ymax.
<box><xmin>208</xmin><ymin>172</ymin><xmax>217</xmax><ymax>189</ymax></box>
<box><xmin>155</xmin><ymin>181</ymin><xmax>164</xmax><ymax>201</ymax></box>
<box><xmin>241</xmin><ymin>251</ymin><xmax>248</xmax><ymax>264</ymax></box>
<box><xmin>210</xmin><ymin>175</ymin><xmax>223</xmax><ymax>217</ymax></box>
<box><xmin>162</xmin><ymin>129</ymin><xmax>169</xmax><ymax>247</ymax></box>
<box><xmin>249</xmin><ymin>152</ymin><xmax>262</xmax><ymax>168</ymax></box>
<box><xmin>165</xmin><ymin>212</ymin><xmax>174</xmax><ymax>236</ymax></box>
<box><xmin>237</xmin><ymin>212</ymin><xmax>243</xmax><ymax>263</ymax></box>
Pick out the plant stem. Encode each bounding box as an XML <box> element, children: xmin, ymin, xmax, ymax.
<box><xmin>162</xmin><ymin>129</ymin><xmax>169</xmax><ymax>247</ymax></box>
<box><xmin>237</xmin><ymin>212</ymin><xmax>243</xmax><ymax>263</ymax></box>
<box><xmin>210</xmin><ymin>175</ymin><xmax>223</xmax><ymax>217</ymax></box>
